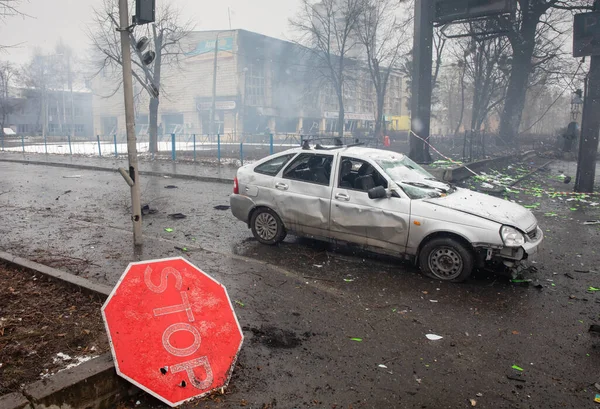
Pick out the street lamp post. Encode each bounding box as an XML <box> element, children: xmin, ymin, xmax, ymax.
<box><xmin>210</xmin><ymin>31</ymin><xmax>223</xmax><ymax>136</ymax></box>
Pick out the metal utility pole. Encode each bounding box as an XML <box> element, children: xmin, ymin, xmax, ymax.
<box><xmin>68</xmin><ymin>55</ymin><xmax>75</xmax><ymax>141</ymax></box>
<box><xmin>118</xmin><ymin>0</ymin><xmax>143</xmax><ymax>245</ymax></box>
<box><xmin>575</xmin><ymin>0</ymin><xmax>600</xmax><ymax>193</ymax></box>
<box><xmin>409</xmin><ymin>0</ymin><xmax>433</xmax><ymax>164</ymax></box>
<box><xmin>210</xmin><ymin>32</ymin><xmax>221</xmax><ymax>136</ymax></box>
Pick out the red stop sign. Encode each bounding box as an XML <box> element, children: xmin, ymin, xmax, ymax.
<box><xmin>102</xmin><ymin>257</ymin><xmax>243</xmax><ymax>407</ymax></box>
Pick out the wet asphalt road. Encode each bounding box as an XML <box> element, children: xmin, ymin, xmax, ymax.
<box><xmin>0</xmin><ymin>159</ymin><xmax>600</xmax><ymax>408</ymax></box>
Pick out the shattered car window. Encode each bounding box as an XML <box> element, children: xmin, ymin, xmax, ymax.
<box><xmin>254</xmin><ymin>154</ymin><xmax>296</xmax><ymax>176</ymax></box>
<box><xmin>375</xmin><ymin>156</ymin><xmax>453</xmax><ymax>199</ymax></box>
<box><xmin>283</xmin><ymin>153</ymin><xmax>333</xmax><ymax>185</ymax></box>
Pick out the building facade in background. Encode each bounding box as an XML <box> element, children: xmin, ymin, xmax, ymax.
<box><xmin>91</xmin><ymin>29</ymin><xmax>409</xmax><ymax>140</ymax></box>
<box><xmin>2</xmin><ymin>88</ymin><xmax>93</xmax><ymax>137</ymax></box>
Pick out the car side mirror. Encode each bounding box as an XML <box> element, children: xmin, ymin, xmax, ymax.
<box><xmin>368</xmin><ymin>186</ymin><xmax>387</xmax><ymax>199</ymax></box>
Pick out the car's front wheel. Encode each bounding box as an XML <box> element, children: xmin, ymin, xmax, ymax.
<box><xmin>418</xmin><ymin>237</ymin><xmax>474</xmax><ymax>282</ymax></box>
<box><xmin>250</xmin><ymin>207</ymin><xmax>286</xmax><ymax>245</ymax></box>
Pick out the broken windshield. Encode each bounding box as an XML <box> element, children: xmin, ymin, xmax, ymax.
<box><xmin>375</xmin><ymin>156</ymin><xmax>454</xmax><ymax>199</ymax></box>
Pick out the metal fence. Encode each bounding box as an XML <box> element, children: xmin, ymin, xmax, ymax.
<box><xmin>0</xmin><ymin>132</ymin><xmax>383</xmax><ymax>164</ymax></box>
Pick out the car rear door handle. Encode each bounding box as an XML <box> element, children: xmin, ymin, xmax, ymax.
<box><xmin>275</xmin><ymin>182</ymin><xmax>288</xmax><ymax>191</ymax></box>
<box><xmin>335</xmin><ymin>193</ymin><xmax>350</xmax><ymax>201</ymax></box>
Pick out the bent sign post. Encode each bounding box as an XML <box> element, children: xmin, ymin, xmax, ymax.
<box><xmin>102</xmin><ymin>258</ymin><xmax>243</xmax><ymax>407</ymax></box>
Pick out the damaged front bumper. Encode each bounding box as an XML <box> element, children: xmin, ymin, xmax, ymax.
<box><xmin>476</xmin><ymin>226</ymin><xmax>544</xmax><ymax>267</ymax></box>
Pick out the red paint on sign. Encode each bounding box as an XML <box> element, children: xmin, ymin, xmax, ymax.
<box><xmin>102</xmin><ymin>257</ymin><xmax>243</xmax><ymax>407</ymax></box>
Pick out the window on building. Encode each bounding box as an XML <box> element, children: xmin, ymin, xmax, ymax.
<box><xmin>162</xmin><ymin>113</ymin><xmax>184</xmax><ymax>134</ymax></box>
<box><xmin>245</xmin><ymin>63</ymin><xmax>265</xmax><ymax>106</ymax></box>
<box><xmin>101</xmin><ymin>116</ymin><xmax>118</xmax><ymax>136</ymax></box>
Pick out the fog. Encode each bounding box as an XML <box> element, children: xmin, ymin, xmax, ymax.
<box><xmin>0</xmin><ymin>0</ymin><xmax>298</xmax><ymax>62</ymax></box>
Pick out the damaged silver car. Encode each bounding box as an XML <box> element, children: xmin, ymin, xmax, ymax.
<box><xmin>230</xmin><ymin>145</ymin><xmax>543</xmax><ymax>282</ymax></box>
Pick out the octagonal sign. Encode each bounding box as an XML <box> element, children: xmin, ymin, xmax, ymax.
<box><xmin>102</xmin><ymin>257</ymin><xmax>243</xmax><ymax>407</ymax></box>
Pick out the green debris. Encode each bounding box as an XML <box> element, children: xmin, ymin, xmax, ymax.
<box><xmin>343</xmin><ymin>278</ymin><xmax>355</xmax><ymax>282</ymax></box>
<box><xmin>164</xmin><ymin>228</ymin><xmax>174</xmax><ymax>232</ymax></box>
<box><xmin>511</xmin><ymin>279</ymin><xmax>532</xmax><ymax>283</ymax></box>
<box><xmin>235</xmin><ymin>300</ymin><xmax>245</xmax><ymax>307</ymax></box>
<box><xmin>511</xmin><ymin>365</ymin><xmax>524</xmax><ymax>372</ymax></box>
<box><xmin>551</xmin><ymin>283</ymin><xmax>556</xmax><ymax>287</ymax></box>
<box><xmin>570</xmin><ymin>208</ymin><xmax>578</xmax><ymax>211</ymax></box>
<box><xmin>544</xmin><ymin>212</ymin><xmax>558</xmax><ymax>217</ymax></box>
<box><xmin>523</xmin><ymin>203</ymin><xmax>540</xmax><ymax>209</ymax></box>
<box><xmin>588</xmin><ymin>286</ymin><xmax>600</xmax><ymax>292</ymax></box>
<box><xmin>350</xmin><ymin>337</ymin><xmax>363</xmax><ymax>342</ymax></box>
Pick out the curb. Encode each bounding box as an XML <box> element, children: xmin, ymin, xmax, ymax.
<box><xmin>0</xmin><ymin>157</ymin><xmax>234</xmax><ymax>184</ymax></box>
<box><xmin>0</xmin><ymin>251</ymin><xmax>112</xmax><ymax>297</ymax></box>
<box><xmin>0</xmin><ymin>252</ymin><xmax>137</xmax><ymax>409</ymax></box>
<box><xmin>22</xmin><ymin>353</ymin><xmax>138</xmax><ymax>409</ymax></box>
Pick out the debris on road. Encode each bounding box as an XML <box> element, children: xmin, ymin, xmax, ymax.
<box><xmin>141</xmin><ymin>204</ymin><xmax>158</xmax><ymax>215</ymax></box>
<box><xmin>469</xmin><ymin>398</ymin><xmax>477</xmax><ymax>406</ymax></box>
<box><xmin>168</xmin><ymin>213</ymin><xmax>187</xmax><ymax>219</ymax></box>
<box><xmin>55</xmin><ymin>190</ymin><xmax>72</xmax><ymax>201</ymax></box>
<box><xmin>583</xmin><ymin>220</ymin><xmax>600</xmax><ymax>225</ymax></box>
<box><xmin>595</xmin><ymin>394</ymin><xmax>600</xmax><ymax>404</ymax></box>
<box><xmin>235</xmin><ymin>300</ymin><xmax>245</xmax><ymax>307</ymax></box>
<box><xmin>174</xmin><ymin>246</ymin><xmax>188</xmax><ymax>252</ymax></box>
<box><xmin>214</xmin><ymin>205</ymin><xmax>231</xmax><ymax>211</ymax></box>
<box><xmin>164</xmin><ymin>185</ymin><xmax>178</xmax><ymax>189</ymax></box>
<box><xmin>564</xmin><ymin>273</ymin><xmax>575</xmax><ymax>279</ymax></box>
<box><xmin>350</xmin><ymin>337</ymin><xmax>363</xmax><ymax>342</ymax></box>
<box><xmin>512</xmin><ymin>365</ymin><xmax>524</xmax><ymax>371</ymax></box>
<box><xmin>506</xmin><ymin>375</ymin><xmax>526</xmax><ymax>382</ymax></box>
<box><xmin>588</xmin><ymin>287</ymin><xmax>600</xmax><ymax>292</ymax></box>
<box><xmin>164</xmin><ymin>228</ymin><xmax>174</xmax><ymax>232</ymax></box>
<box><xmin>62</xmin><ymin>175</ymin><xmax>82</xmax><ymax>178</ymax></box>
<box><xmin>426</xmin><ymin>334</ymin><xmax>443</xmax><ymax>341</ymax></box>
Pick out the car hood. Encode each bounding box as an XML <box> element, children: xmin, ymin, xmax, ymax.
<box><xmin>423</xmin><ymin>187</ymin><xmax>537</xmax><ymax>232</ymax></box>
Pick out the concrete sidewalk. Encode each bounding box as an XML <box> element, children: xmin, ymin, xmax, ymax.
<box><xmin>0</xmin><ymin>151</ymin><xmax>238</xmax><ymax>182</ymax></box>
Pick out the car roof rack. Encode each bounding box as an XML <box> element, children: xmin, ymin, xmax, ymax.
<box><xmin>301</xmin><ymin>136</ymin><xmax>367</xmax><ymax>150</ymax></box>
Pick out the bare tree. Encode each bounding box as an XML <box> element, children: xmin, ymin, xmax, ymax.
<box><xmin>0</xmin><ymin>61</ymin><xmax>20</xmax><ymax>141</ymax></box>
<box><xmin>460</xmin><ymin>29</ymin><xmax>510</xmax><ymax>133</ymax></box>
<box><xmin>290</xmin><ymin>0</ymin><xmax>364</xmax><ymax>138</ymax></box>
<box><xmin>88</xmin><ymin>0</ymin><xmax>192</xmax><ymax>153</ymax></box>
<box><xmin>53</xmin><ymin>40</ymin><xmax>77</xmax><ymax>139</ymax></box>
<box><xmin>20</xmin><ymin>49</ymin><xmax>58</xmax><ymax>138</ymax></box>
<box><xmin>355</xmin><ymin>0</ymin><xmax>411</xmax><ymax>138</ymax></box>
<box><xmin>497</xmin><ymin>0</ymin><xmax>591</xmax><ymax>142</ymax></box>
<box><xmin>1</xmin><ymin>0</ymin><xmax>29</xmax><ymax>51</ymax></box>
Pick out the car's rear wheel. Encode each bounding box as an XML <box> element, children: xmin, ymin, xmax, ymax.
<box><xmin>418</xmin><ymin>238</ymin><xmax>473</xmax><ymax>282</ymax></box>
<box><xmin>250</xmin><ymin>207</ymin><xmax>286</xmax><ymax>245</ymax></box>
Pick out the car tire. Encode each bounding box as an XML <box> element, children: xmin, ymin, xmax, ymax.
<box><xmin>418</xmin><ymin>238</ymin><xmax>474</xmax><ymax>282</ymax></box>
<box><xmin>250</xmin><ymin>207</ymin><xmax>287</xmax><ymax>245</ymax></box>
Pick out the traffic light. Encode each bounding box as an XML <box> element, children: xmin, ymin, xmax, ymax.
<box><xmin>134</xmin><ymin>0</ymin><xmax>155</xmax><ymax>25</ymax></box>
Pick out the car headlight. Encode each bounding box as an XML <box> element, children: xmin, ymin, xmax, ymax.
<box><xmin>500</xmin><ymin>226</ymin><xmax>525</xmax><ymax>247</ymax></box>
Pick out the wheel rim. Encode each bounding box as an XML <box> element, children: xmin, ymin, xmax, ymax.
<box><xmin>428</xmin><ymin>246</ymin><xmax>463</xmax><ymax>280</ymax></box>
<box><xmin>255</xmin><ymin>212</ymin><xmax>278</xmax><ymax>241</ymax></box>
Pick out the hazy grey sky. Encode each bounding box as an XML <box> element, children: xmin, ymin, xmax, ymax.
<box><xmin>0</xmin><ymin>0</ymin><xmax>299</xmax><ymax>63</ymax></box>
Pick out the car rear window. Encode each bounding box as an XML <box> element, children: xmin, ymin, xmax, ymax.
<box><xmin>254</xmin><ymin>154</ymin><xmax>296</xmax><ymax>176</ymax></box>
